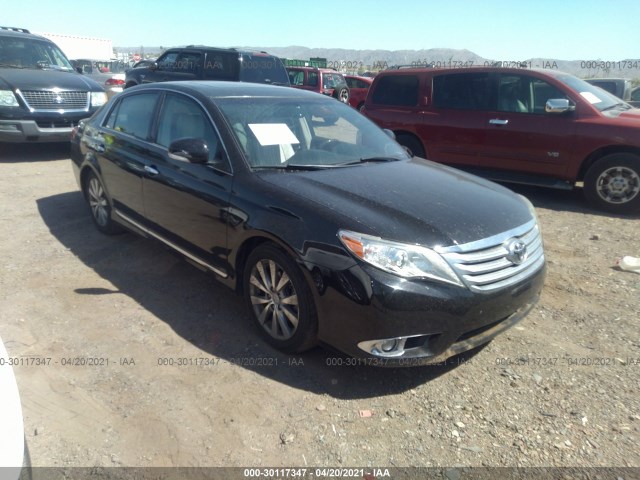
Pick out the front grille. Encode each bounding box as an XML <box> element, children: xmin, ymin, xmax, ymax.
<box><xmin>35</xmin><ymin>119</ymin><xmax>77</xmax><ymax>129</ymax></box>
<box><xmin>20</xmin><ymin>90</ymin><xmax>89</xmax><ymax>111</ymax></box>
<box><xmin>440</xmin><ymin>219</ymin><xmax>544</xmax><ymax>293</ymax></box>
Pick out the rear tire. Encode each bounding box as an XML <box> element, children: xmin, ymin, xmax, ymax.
<box><xmin>583</xmin><ymin>153</ymin><xmax>640</xmax><ymax>214</ymax></box>
<box><xmin>84</xmin><ymin>171</ymin><xmax>123</xmax><ymax>235</ymax></box>
<box><xmin>396</xmin><ymin>134</ymin><xmax>425</xmax><ymax>158</ymax></box>
<box><xmin>244</xmin><ymin>244</ymin><xmax>318</xmax><ymax>353</ymax></box>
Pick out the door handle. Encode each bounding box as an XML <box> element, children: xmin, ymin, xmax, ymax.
<box><xmin>489</xmin><ymin>119</ymin><xmax>509</xmax><ymax>125</ymax></box>
<box><xmin>144</xmin><ymin>165</ymin><xmax>159</xmax><ymax>175</ymax></box>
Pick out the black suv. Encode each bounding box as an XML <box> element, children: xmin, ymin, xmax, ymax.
<box><xmin>0</xmin><ymin>26</ymin><xmax>107</xmax><ymax>143</ymax></box>
<box><xmin>124</xmin><ymin>46</ymin><xmax>290</xmax><ymax>88</ymax></box>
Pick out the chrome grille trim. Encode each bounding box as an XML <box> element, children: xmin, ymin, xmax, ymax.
<box><xmin>439</xmin><ymin>219</ymin><xmax>544</xmax><ymax>294</ymax></box>
<box><xmin>19</xmin><ymin>90</ymin><xmax>89</xmax><ymax>111</ymax></box>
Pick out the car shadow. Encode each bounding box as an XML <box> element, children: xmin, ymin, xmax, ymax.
<box><xmin>501</xmin><ymin>183</ymin><xmax>640</xmax><ymax>219</ymax></box>
<box><xmin>36</xmin><ymin>191</ymin><xmax>484</xmax><ymax>400</ymax></box>
<box><xmin>0</xmin><ymin>142</ymin><xmax>71</xmax><ymax>163</ymax></box>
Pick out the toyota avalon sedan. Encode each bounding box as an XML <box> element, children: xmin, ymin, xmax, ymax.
<box><xmin>70</xmin><ymin>81</ymin><xmax>545</xmax><ymax>366</ymax></box>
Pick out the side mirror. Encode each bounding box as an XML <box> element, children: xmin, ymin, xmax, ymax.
<box><xmin>149</xmin><ymin>62</ymin><xmax>159</xmax><ymax>71</ymax></box>
<box><xmin>382</xmin><ymin>129</ymin><xmax>396</xmax><ymax>140</ymax></box>
<box><xmin>545</xmin><ymin>98</ymin><xmax>575</xmax><ymax>114</ymax></box>
<box><xmin>168</xmin><ymin>138</ymin><xmax>209</xmax><ymax>164</ymax></box>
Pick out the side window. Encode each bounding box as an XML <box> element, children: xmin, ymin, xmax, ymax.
<box><xmin>203</xmin><ymin>52</ymin><xmax>237</xmax><ymax>80</ymax></box>
<box><xmin>155</xmin><ymin>94</ymin><xmax>223</xmax><ymax>165</ymax></box>
<box><xmin>433</xmin><ymin>73</ymin><xmax>490</xmax><ymax>110</ymax></box>
<box><xmin>307</xmin><ymin>72</ymin><xmax>318</xmax><ymax>87</ymax></box>
<box><xmin>631</xmin><ymin>89</ymin><xmax>640</xmax><ymax>102</ymax></box>
<box><xmin>371</xmin><ymin>75</ymin><xmax>419</xmax><ymax>106</ymax></box>
<box><xmin>157</xmin><ymin>52</ymin><xmax>179</xmax><ymax>70</ymax></box>
<box><xmin>174</xmin><ymin>52</ymin><xmax>202</xmax><ymax>73</ymax></box>
<box><xmin>345</xmin><ymin>77</ymin><xmax>355</xmax><ymax>88</ymax></box>
<box><xmin>530</xmin><ymin>78</ymin><xmax>568</xmax><ymax>113</ymax></box>
<box><xmin>288</xmin><ymin>70</ymin><xmax>303</xmax><ymax>85</ymax></box>
<box><xmin>105</xmin><ymin>93</ymin><xmax>157</xmax><ymax>140</ymax></box>
<box><xmin>498</xmin><ymin>75</ymin><xmax>529</xmax><ymax>113</ymax></box>
<box><xmin>356</xmin><ymin>79</ymin><xmax>369</xmax><ymax>89</ymax></box>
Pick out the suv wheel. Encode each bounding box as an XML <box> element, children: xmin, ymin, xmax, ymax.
<box><xmin>244</xmin><ymin>244</ymin><xmax>318</xmax><ymax>353</ymax></box>
<box><xmin>584</xmin><ymin>153</ymin><xmax>640</xmax><ymax>214</ymax></box>
<box><xmin>84</xmin><ymin>172</ymin><xmax>123</xmax><ymax>234</ymax></box>
<box><xmin>396</xmin><ymin>134</ymin><xmax>425</xmax><ymax>158</ymax></box>
<box><xmin>334</xmin><ymin>87</ymin><xmax>349</xmax><ymax>104</ymax></box>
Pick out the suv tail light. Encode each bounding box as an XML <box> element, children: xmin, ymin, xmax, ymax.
<box><xmin>105</xmin><ymin>78</ymin><xmax>125</xmax><ymax>86</ymax></box>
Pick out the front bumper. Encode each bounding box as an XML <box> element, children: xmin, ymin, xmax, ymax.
<box><xmin>313</xmin><ymin>261</ymin><xmax>546</xmax><ymax>366</ymax></box>
<box><xmin>0</xmin><ymin>119</ymin><xmax>77</xmax><ymax>143</ymax></box>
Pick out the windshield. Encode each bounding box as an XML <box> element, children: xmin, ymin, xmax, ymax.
<box><xmin>556</xmin><ymin>74</ymin><xmax>628</xmax><ymax>111</ymax></box>
<box><xmin>0</xmin><ymin>37</ymin><xmax>73</xmax><ymax>70</ymax></box>
<box><xmin>239</xmin><ymin>54</ymin><xmax>290</xmax><ymax>85</ymax></box>
<box><xmin>214</xmin><ymin>96</ymin><xmax>410</xmax><ymax>169</ymax></box>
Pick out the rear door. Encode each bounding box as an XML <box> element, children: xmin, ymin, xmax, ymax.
<box><xmin>96</xmin><ymin>91</ymin><xmax>160</xmax><ymax>221</ymax></box>
<box><xmin>482</xmin><ymin>73</ymin><xmax>575</xmax><ymax>177</ymax></box>
<box><xmin>423</xmin><ymin>71</ymin><xmax>491</xmax><ymax>167</ymax></box>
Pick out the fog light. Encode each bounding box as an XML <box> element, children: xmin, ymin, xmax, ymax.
<box><xmin>380</xmin><ymin>339</ymin><xmax>399</xmax><ymax>352</ymax></box>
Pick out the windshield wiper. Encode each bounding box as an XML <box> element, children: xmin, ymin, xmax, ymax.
<box><xmin>337</xmin><ymin>157</ymin><xmax>402</xmax><ymax>166</ymax></box>
<box><xmin>0</xmin><ymin>63</ymin><xmax>24</xmax><ymax>68</ymax></box>
<box><xmin>256</xmin><ymin>163</ymin><xmax>335</xmax><ymax>171</ymax></box>
<box><xmin>601</xmin><ymin>102</ymin><xmax>631</xmax><ymax>112</ymax></box>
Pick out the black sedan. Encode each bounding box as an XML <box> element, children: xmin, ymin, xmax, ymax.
<box><xmin>71</xmin><ymin>81</ymin><xmax>545</xmax><ymax>366</ymax></box>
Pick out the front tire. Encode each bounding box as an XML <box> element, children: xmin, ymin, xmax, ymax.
<box><xmin>84</xmin><ymin>171</ymin><xmax>123</xmax><ymax>234</ymax></box>
<box><xmin>396</xmin><ymin>134</ymin><xmax>425</xmax><ymax>158</ymax></box>
<box><xmin>333</xmin><ymin>87</ymin><xmax>349</xmax><ymax>104</ymax></box>
<box><xmin>583</xmin><ymin>153</ymin><xmax>640</xmax><ymax>214</ymax></box>
<box><xmin>244</xmin><ymin>244</ymin><xmax>318</xmax><ymax>353</ymax></box>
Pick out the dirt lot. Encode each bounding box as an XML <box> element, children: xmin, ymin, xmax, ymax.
<box><xmin>1</xmin><ymin>143</ymin><xmax>639</xmax><ymax>475</ymax></box>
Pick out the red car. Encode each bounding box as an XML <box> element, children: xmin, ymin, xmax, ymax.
<box><xmin>363</xmin><ymin>66</ymin><xmax>640</xmax><ymax>214</ymax></box>
<box><xmin>345</xmin><ymin>75</ymin><xmax>373</xmax><ymax>111</ymax></box>
<box><xmin>286</xmin><ymin>66</ymin><xmax>349</xmax><ymax>103</ymax></box>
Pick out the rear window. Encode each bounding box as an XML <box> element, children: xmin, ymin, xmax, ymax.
<box><xmin>239</xmin><ymin>54</ymin><xmax>289</xmax><ymax>85</ymax></box>
<box><xmin>433</xmin><ymin>72</ymin><xmax>490</xmax><ymax>110</ymax></box>
<box><xmin>371</xmin><ymin>75</ymin><xmax>419</xmax><ymax>106</ymax></box>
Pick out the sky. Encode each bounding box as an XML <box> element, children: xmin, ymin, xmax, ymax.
<box><xmin>2</xmin><ymin>0</ymin><xmax>639</xmax><ymax>60</ymax></box>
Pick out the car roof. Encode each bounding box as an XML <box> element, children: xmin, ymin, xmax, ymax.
<box><xmin>377</xmin><ymin>66</ymin><xmax>570</xmax><ymax>78</ymax></box>
<box><xmin>0</xmin><ymin>27</ymin><xmax>50</xmax><ymax>42</ymax></box>
<box><xmin>164</xmin><ymin>45</ymin><xmax>277</xmax><ymax>56</ymax></box>
<box><xmin>127</xmin><ymin>80</ymin><xmax>327</xmax><ymax>99</ymax></box>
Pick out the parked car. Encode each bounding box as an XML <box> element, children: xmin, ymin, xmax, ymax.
<box><xmin>345</xmin><ymin>74</ymin><xmax>372</xmax><ymax>110</ymax></box>
<box><xmin>584</xmin><ymin>78</ymin><xmax>640</xmax><ymax>108</ymax></box>
<box><xmin>124</xmin><ymin>46</ymin><xmax>289</xmax><ymax>88</ymax></box>
<box><xmin>71</xmin><ymin>81</ymin><xmax>545</xmax><ymax>366</ymax></box>
<box><xmin>363</xmin><ymin>67</ymin><xmax>640</xmax><ymax>214</ymax></box>
<box><xmin>0</xmin><ymin>26</ymin><xmax>107</xmax><ymax>143</ymax></box>
<box><xmin>287</xmin><ymin>66</ymin><xmax>350</xmax><ymax>104</ymax></box>
<box><xmin>0</xmin><ymin>335</ymin><xmax>29</xmax><ymax>480</ymax></box>
<box><xmin>71</xmin><ymin>59</ymin><xmax>126</xmax><ymax>99</ymax></box>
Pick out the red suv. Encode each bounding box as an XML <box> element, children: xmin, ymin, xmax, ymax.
<box><xmin>287</xmin><ymin>66</ymin><xmax>350</xmax><ymax>104</ymax></box>
<box><xmin>363</xmin><ymin>67</ymin><xmax>640</xmax><ymax>214</ymax></box>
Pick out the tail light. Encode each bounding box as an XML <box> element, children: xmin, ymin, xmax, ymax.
<box><xmin>105</xmin><ymin>78</ymin><xmax>125</xmax><ymax>86</ymax></box>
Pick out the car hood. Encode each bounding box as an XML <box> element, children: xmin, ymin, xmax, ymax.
<box><xmin>0</xmin><ymin>68</ymin><xmax>103</xmax><ymax>91</ymax></box>
<box><xmin>615</xmin><ymin>108</ymin><xmax>640</xmax><ymax>120</ymax></box>
<box><xmin>258</xmin><ymin>158</ymin><xmax>533</xmax><ymax>247</ymax></box>
<box><xmin>0</xmin><ymin>335</ymin><xmax>25</xmax><ymax>472</ymax></box>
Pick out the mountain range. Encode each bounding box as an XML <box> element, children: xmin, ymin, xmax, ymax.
<box><xmin>114</xmin><ymin>46</ymin><xmax>640</xmax><ymax>79</ymax></box>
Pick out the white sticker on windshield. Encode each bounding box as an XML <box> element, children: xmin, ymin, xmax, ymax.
<box><xmin>248</xmin><ymin>123</ymin><xmax>299</xmax><ymax>146</ymax></box>
<box><xmin>580</xmin><ymin>91</ymin><xmax>602</xmax><ymax>104</ymax></box>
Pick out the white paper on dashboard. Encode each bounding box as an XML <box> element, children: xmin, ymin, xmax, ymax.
<box><xmin>248</xmin><ymin>123</ymin><xmax>300</xmax><ymax>146</ymax></box>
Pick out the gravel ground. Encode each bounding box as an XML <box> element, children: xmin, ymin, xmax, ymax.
<box><xmin>0</xmin><ymin>143</ymin><xmax>639</xmax><ymax>477</ymax></box>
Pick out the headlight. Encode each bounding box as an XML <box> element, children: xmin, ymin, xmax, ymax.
<box><xmin>338</xmin><ymin>230</ymin><xmax>464</xmax><ymax>287</ymax></box>
<box><xmin>90</xmin><ymin>92</ymin><xmax>108</xmax><ymax>107</ymax></box>
<box><xmin>0</xmin><ymin>90</ymin><xmax>19</xmax><ymax>107</ymax></box>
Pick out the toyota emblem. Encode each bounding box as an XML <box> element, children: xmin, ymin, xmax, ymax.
<box><xmin>505</xmin><ymin>238</ymin><xmax>528</xmax><ymax>265</ymax></box>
